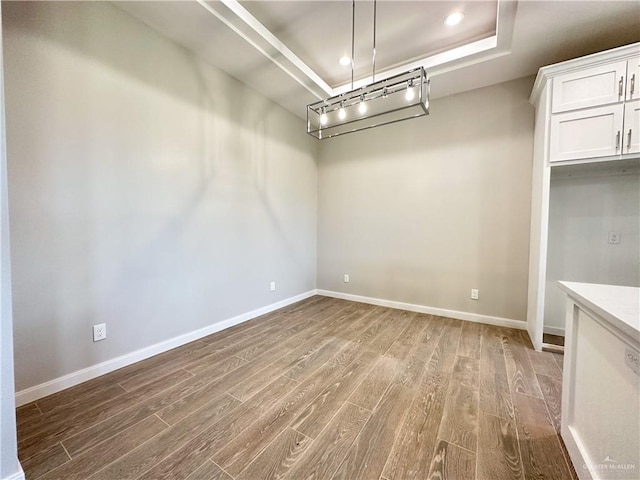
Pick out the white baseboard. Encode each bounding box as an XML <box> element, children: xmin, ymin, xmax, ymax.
<box><xmin>543</xmin><ymin>325</ymin><xmax>565</xmax><ymax>336</ymax></box>
<box><xmin>3</xmin><ymin>464</ymin><xmax>25</xmax><ymax>480</ymax></box>
<box><xmin>15</xmin><ymin>290</ymin><xmax>316</xmax><ymax>406</ymax></box>
<box><xmin>16</xmin><ymin>288</ymin><xmax>527</xmax><ymax>405</ymax></box>
<box><xmin>316</xmin><ymin>289</ymin><xmax>526</xmax><ymax>331</ymax></box>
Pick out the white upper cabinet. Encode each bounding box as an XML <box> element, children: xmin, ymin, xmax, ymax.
<box><xmin>532</xmin><ymin>43</ymin><xmax>640</xmax><ymax>163</ymax></box>
<box><xmin>550</xmin><ymin>104</ymin><xmax>624</xmax><ymax>161</ymax></box>
<box><xmin>552</xmin><ymin>61</ymin><xmax>628</xmax><ymax>113</ymax></box>
<box><xmin>623</xmin><ymin>99</ymin><xmax>640</xmax><ymax>154</ymax></box>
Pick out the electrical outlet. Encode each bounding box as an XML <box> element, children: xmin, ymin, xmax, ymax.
<box><xmin>625</xmin><ymin>348</ymin><xmax>639</xmax><ymax>375</ymax></box>
<box><xmin>270</xmin><ymin>281</ymin><xmax>276</xmax><ymax>292</ymax></box>
<box><xmin>343</xmin><ymin>274</ymin><xmax>350</xmax><ymax>283</ymax></box>
<box><xmin>471</xmin><ymin>289</ymin><xmax>479</xmax><ymax>300</ymax></box>
<box><xmin>93</xmin><ymin>323</ymin><xmax>107</xmax><ymax>342</ymax></box>
<box><xmin>608</xmin><ymin>232</ymin><xmax>620</xmax><ymax>244</ymax></box>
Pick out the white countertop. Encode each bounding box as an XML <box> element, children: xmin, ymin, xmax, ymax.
<box><xmin>558</xmin><ymin>281</ymin><xmax>640</xmax><ymax>342</ymax></box>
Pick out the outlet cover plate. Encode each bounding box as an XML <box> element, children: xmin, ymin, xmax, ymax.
<box><xmin>625</xmin><ymin>348</ymin><xmax>639</xmax><ymax>375</ymax></box>
<box><xmin>93</xmin><ymin>323</ymin><xmax>107</xmax><ymax>342</ymax></box>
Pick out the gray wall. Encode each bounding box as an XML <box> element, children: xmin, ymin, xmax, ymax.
<box><xmin>317</xmin><ymin>77</ymin><xmax>535</xmax><ymax>322</ymax></box>
<box><xmin>0</xmin><ymin>3</ymin><xmax>21</xmax><ymax>478</ymax></box>
<box><xmin>545</xmin><ymin>170</ymin><xmax>640</xmax><ymax>333</ymax></box>
<box><xmin>3</xmin><ymin>1</ymin><xmax>318</xmax><ymax>392</ymax></box>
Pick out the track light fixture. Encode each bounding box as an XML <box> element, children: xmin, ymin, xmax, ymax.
<box><xmin>307</xmin><ymin>0</ymin><xmax>429</xmax><ymax>139</ymax></box>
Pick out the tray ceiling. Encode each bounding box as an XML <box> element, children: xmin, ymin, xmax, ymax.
<box><xmin>114</xmin><ymin>1</ymin><xmax>640</xmax><ymax>120</ymax></box>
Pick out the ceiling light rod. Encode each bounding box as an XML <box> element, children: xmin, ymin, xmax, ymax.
<box><xmin>372</xmin><ymin>0</ymin><xmax>376</xmax><ymax>82</ymax></box>
<box><xmin>351</xmin><ymin>0</ymin><xmax>355</xmax><ymax>90</ymax></box>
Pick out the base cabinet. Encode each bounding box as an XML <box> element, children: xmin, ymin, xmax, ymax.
<box><xmin>559</xmin><ymin>283</ymin><xmax>640</xmax><ymax>480</ymax></box>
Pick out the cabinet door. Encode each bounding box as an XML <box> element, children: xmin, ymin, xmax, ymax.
<box><xmin>549</xmin><ymin>104</ymin><xmax>624</xmax><ymax>162</ymax></box>
<box><xmin>623</xmin><ymin>99</ymin><xmax>640</xmax><ymax>154</ymax></box>
<box><xmin>627</xmin><ymin>57</ymin><xmax>639</xmax><ymax>101</ymax></box>
<box><xmin>552</xmin><ymin>61</ymin><xmax>627</xmax><ymax>113</ymax></box>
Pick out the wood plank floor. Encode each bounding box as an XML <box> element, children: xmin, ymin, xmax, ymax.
<box><xmin>16</xmin><ymin>296</ymin><xmax>577</xmax><ymax>480</ymax></box>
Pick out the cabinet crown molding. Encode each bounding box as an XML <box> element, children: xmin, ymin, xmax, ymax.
<box><xmin>530</xmin><ymin>42</ymin><xmax>640</xmax><ymax>106</ymax></box>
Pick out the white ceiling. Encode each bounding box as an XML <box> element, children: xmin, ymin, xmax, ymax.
<box><xmin>115</xmin><ymin>0</ymin><xmax>640</xmax><ymax>120</ymax></box>
<box><xmin>240</xmin><ymin>0</ymin><xmax>498</xmax><ymax>86</ymax></box>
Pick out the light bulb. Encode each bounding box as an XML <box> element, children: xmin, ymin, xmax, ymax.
<box><xmin>339</xmin><ymin>55</ymin><xmax>351</xmax><ymax>66</ymax></box>
<box><xmin>358</xmin><ymin>96</ymin><xmax>367</xmax><ymax>114</ymax></box>
<box><xmin>338</xmin><ymin>103</ymin><xmax>347</xmax><ymax>120</ymax></box>
<box><xmin>405</xmin><ymin>84</ymin><xmax>415</xmax><ymax>101</ymax></box>
<box><xmin>320</xmin><ymin>109</ymin><xmax>328</xmax><ymax>125</ymax></box>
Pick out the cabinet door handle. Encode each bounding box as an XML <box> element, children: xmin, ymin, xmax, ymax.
<box><xmin>631</xmin><ymin>74</ymin><xmax>636</xmax><ymax>98</ymax></box>
<box><xmin>616</xmin><ymin>130</ymin><xmax>621</xmax><ymax>150</ymax></box>
<box><xmin>619</xmin><ymin>76</ymin><xmax>624</xmax><ymax>99</ymax></box>
<box><xmin>628</xmin><ymin>129</ymin><xmax>633</xmax><ymax>150</ymax></box>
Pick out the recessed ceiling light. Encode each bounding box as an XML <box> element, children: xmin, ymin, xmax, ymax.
<box><xmin>444</xmin><ymin>11</ymin><xmax>464</xmax><ymax>26</ymax></box>
<box><xmin>339</xmin><ymin>55</ymin><xmax>351</xmax><ymax>66</ymax></box>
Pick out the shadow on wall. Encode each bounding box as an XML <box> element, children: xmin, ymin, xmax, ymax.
<box><xmin>9</xmin><ymin>2</ymin><xmax>312</xmax><ymax>150</ymax></box>
<box><xmin>316</xmin><ymin>77</ymin><xmax>534</xmax><ymax>320</ymax></box>
<box><xmin>5</xmin><ymin>0</ymin><xmax>316</xmax><ymax>272</ymax></box>
<box><xmin>3</xmin><ymin>1</ymin><xmax>317</xmax><ymax>390</ymax></box>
